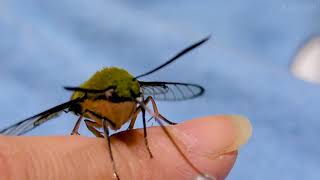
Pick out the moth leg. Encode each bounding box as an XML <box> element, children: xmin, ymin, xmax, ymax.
<box><xmin>140</xmin><ymin>97</ymin><xmax>206</xmax><ymax>177</ymax></box>
<box><xmin>128</xmin><ymin>106</ymin><xmax>141</xmax><ymax>130</ymax></box>
<box><xmin>141</xmin><ymin>107</ymin><xmax>153</xmax><ymax>158</ymax></box>
<box><xmin>71</xmin><ymin>115</ymin><xmax>83</xmax><ymax>135</ymax></box>
<box><xmin>84</xmin><ymin>119</ymin><xmax>104</xmax><ymax>138</ymax></box>
<box><xmin>128</xmin><ymin>96</ymin><xmax>155</xmax><ymax>130</ymax></box>
<box><xmin>85</xmin><ymin>109</ymin><xmax>117</xmax><ymax>129</ymax></box>
<box><xmin>145</xmin><ymin>96</ymin><xmax>177</xmax><ymax>125</ymax></box>
<box><xmin>129</xmin><ymin>95</ymin><xmax>176</xmax><ymax>130</ymax></box>
<box><xmin>128</xmin><ymin>98</ymin><xmax>154</xmax><ymax>158</ymax></box>
<box><xmin>132</xmin><ymin>96</ymin><xmax>178</xmax><ymax>159</ymax></box>
<box><xmin>129</xmin><ymin>96</ymin><xmax>177</xmax><ymax>159</ymax></box>
<box><xmin>82</xmin><ymin>110</ymin><xmax>120</xmax><ymax>178</ymax></box>
<box><xmin>102</xmin><ymin>118</ymin><xmax>120</xmax><ymax>180</ymax></box>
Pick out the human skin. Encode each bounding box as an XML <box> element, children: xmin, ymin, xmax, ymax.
<box><xmin>0</xmin><ymin>115</ymin><xmax>252</xmax><ymax>180</ymax></box>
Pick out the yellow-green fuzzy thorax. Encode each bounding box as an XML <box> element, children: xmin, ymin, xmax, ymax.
<box><xmin>71</xmin><ymin>67</ymin><xmax>140</xmax><ymax>100</ymax></box>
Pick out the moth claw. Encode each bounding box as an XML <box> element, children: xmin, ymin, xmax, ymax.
<box><xmin>71</xmin><ymin>132</ymin><xmax>80</xmax><ymax>136</ymax></box>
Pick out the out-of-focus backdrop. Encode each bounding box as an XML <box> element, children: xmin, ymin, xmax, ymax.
<box><xmin>1</xmin><ymin>1</ymin><xmax>320</xmax><ymax>179</ymax></box>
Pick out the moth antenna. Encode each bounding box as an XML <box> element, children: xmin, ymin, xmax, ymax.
<box><xmin>134</xmin><ymin>36</ymin><xmax>210</xmax><ymax>79</ymax></box>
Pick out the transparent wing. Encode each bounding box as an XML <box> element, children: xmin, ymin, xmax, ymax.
<box><xmin>0</xmin><ymin>98</ymin><xmax>83</xmax><ymax>135</ymax></box>
<box><xmin>139</xmin><ymin>81</ymin><xmax>205</xmax><ymax>101</ymax></box>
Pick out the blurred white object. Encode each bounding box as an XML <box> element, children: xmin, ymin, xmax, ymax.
<box><xmin>291</xmin><ymin>37</ymin><xmax>320</xmax><ymax>83</ymax></box>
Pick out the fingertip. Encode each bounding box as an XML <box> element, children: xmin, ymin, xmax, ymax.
<box><xmin>142</xmin><ymin>115</ymin><xmax>251</xmax><ymax>179</ymax></box>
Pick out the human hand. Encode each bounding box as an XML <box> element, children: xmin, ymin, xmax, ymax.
<box><xmin>0</xmin><ymin>115</ymin><xmax>252</xmax><ymax>180</ymax></box>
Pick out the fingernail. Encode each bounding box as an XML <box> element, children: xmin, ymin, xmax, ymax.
<box><xmin>221</xmin><ymin>115</ymin><xmax>252</xmax><ymax>153</ymax></box>
<box><xmin>192</xmin><ymin>174</ymin><xmax>217</xmax><ymax>180</ymax></box>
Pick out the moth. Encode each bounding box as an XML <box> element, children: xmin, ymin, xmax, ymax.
<box><xmin>0</xmin><ymin>37</ymin><xmax>210</xmax><ymax>179</ymax></box>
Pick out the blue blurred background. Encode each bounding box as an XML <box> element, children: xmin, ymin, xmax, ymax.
<box><xmin>1</xmin><ymin>1</ymin><xmax>320</xmax><ymax>179</ymax></box>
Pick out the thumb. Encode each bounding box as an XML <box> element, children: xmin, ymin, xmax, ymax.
<box><xmin>0</xmin><ymin>115</ymin><xmax>252</xmax><ymax>180</ymax></box>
